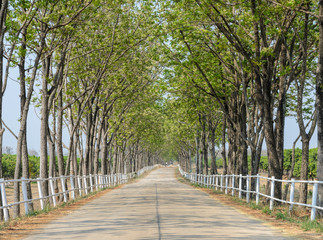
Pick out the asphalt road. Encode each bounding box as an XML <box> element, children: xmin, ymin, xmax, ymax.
<box><xmin>24</xmin><ymin>167</ymin><xmax>292</xmax><ymax>240</ymax></box>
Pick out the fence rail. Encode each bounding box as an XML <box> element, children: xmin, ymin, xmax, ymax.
<box><xmin>178</xmin><ymin>167</ymin><xmax>323</xmax><ymax>221</ymax></box>
<box><xmin>0</xmin><ymin>165</ymin><xmax>157</xmax><ymax>222</ymax></box>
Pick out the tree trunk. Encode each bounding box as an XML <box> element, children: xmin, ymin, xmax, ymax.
<box><xmin>195</xmin><ymin>130</ymin><xmax>200</xmax><ymax>174</ymax></box>
<box><xmin>101</xmin><ymin>130</ymin><xmax>108</xmax><ymax>175</ymax></box>
<box><xmin>94</xmin><ymin>120</ymin><xmax>103</xmax><ymax>175</ymax></box>
<box><xmin>317</xmin><ymin>1</ymin><xmax>323</xmax><ymax>212</ymax></box>
<box><xmin>299</xmin><ymin>138</ymin><xmax>310</xmax><ymax>204</ymax></box>
<box><xmin>56</xmin><ymin>91</ymin><xmax>65</xmax><ymax>177</ymax></box>
<box><xmin>40</xmin><ymin>49</ymin><xmax>52</xmax><ymax>198</ymax></box>
<box><xmin>222</xmin><ymin>117</ymin><xmax>227</xmax><ymax>175</ymax></box>
<box><xmin>84</xmin><ymin>112</ymin><xmax>92</xmax><ymax>176</ymax></box>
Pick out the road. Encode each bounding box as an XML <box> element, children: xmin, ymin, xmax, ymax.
<box><xmin>24</xmin><ymin>167</ymin><xmax>292</xmax><ymax>240</ymax></box>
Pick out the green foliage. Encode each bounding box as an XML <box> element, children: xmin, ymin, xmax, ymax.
<box><xmin>259</xmin><ymin>148</ymin><xmax>318</xmax><ymax>178</ymax></box>
<box><xmin>275</xmin><ymin>211</ymin><xmax>288</xmax><ymax>220</ymax></box>
<box><xmin>1</xmin><ymin>154</ymin><xmax>76</xmax><ymax>179</ymax></box>
<box><xmin>301</xmin><ymin>219</ymin><xmax>323</xmax><ymax>232</ymax></box>
<box><xmin>2</xmin><ymin>154</ymin><xmax>16</xmax><ymax>178</ymax></box>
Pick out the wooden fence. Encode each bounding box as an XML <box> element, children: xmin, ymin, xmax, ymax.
<box><xmin>179</xmin><ymin>167</ymin><xmax>323</xmax><ymax>221</ymax></box>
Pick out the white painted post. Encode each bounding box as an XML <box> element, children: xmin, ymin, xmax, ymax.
<box><xmin>89</xmin><ymin>174</ymin><xmax>93</xmax><ymax>192</ymax></box>
<box><xmin>289</xmin><ymin>178</ymin><xmax>295</xmax><ymax>212</ymax></box>
<box><xmin>83</xmin><ymin>176</ymin><xmax>88</xmax><ymax>195</ymax></box>
<box><xmin>246</xmin><ymin>175</ymin><xmax>250</xmax><ymax>203</ymax></box>
<box><xmin>225</xmin><ymin>175</ymin><xmax>228</xmax><ymax>194</ymax></box>
<box><xmin>60</xmin><ymin>176</ymin><xmax>67</xmax><ymax>202</ymax></box>
<box><xmin>95</xmin><ymin>175</ymin><xmax>98</xmax><ymax>191</ymax></box>
<box><xmin>270</xmin><ymin>176</ymin><xmax>275</xmax><ymax>210</ymax></box>
<box><xmin>310</xmin><ymin>182</ymin><xmax>318</xmax><ymax>221</ymax></box>
<box><xmin>77</xmin><ymin>176</ymin><xmax>82</xmax><ymax>196</ymax></box>
<box><xmin>216</xmin><ymin>176</ymin><xmax>218</xmax><ymax>190</ymax></box>
<box><xmin>212</xmin><ymin>175</ymin><xmax>215</xmax><ymax>188</ymax></box>
<box><xmin>239</xmin><ymin>174</ymin><xmax>242</xmax><ymax>199</ymax></box>
<box><xmin>21</xmin><ymin>177</ymin><xmax>29</xmax><ymax>215</ymax></box>
<box><xmin>207</xmin><ymin>175</ymin><xmax>209</xmax><ymax>188</ymax></box>
<box><xmin>232</xmin><ymin>175</ymin><xmax>235</xmax><ymax>196</ymax></box>
<box><xmin>99</xmin><ymin>175</ymin><xmax>102</xmax><ymax>189</ymax></box>
<box><xmin>49</xmin><ymin>179</ymin><xmax>57</xmax><ymax>207</ymax></box>
<box><xmin>256</xmin><ymin>174</ymin><xmax>260</xmax><ymax>205</ymax></box>
<box><xmin>37</xmin><ymin>178</ymin><xmax>44</xmax><ymax>210</ymax></box>
<box><xmin>220</xmin><ymin>175</ymin><xmax>223</xmax><ymax>191</ymax></box>
<box><xmin>70</xmin><ymin>176</ymin><xmax>75</xmax><ymax>200</ymax></box>
<box><xmin>0</xmin><ymin>178</ymin><xmax>9</xmax><ymax>222</ymax></box>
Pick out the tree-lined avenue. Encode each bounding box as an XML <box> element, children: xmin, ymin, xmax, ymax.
<box><xmin>23</xmin><ymin>167</ymin><xmax>291</xmax><ymax>240</ymax></box>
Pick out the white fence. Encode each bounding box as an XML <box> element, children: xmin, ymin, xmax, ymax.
<box><xmin>179</xmin><ymin>167</ymin><xmax>323</xmax><ymax>221</ymax></box>
<box><xmin>0</xmin><ymin>165</ymin><xmax>157</xmax><ymax>222</ymax></box>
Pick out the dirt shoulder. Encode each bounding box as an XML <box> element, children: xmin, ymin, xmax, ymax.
<box><xmin>175</xmin><ymin>171</ymin><xmax>322</xmax><ymax>240</ymax></box>
<box><xmin>0</xmin><ymin>186</ymin><xmax>124</xmax><ymax>240</ymax></box>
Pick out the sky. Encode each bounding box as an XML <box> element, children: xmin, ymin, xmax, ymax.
<box><xmin>1</xmin><ymin>69</ymin><xmax>318</xmax><ymax>154</ymax></box>
<box><xmin>2</xmin><ymin>69</ymin><xmax>70</xmax><ymax>155</ymax></box>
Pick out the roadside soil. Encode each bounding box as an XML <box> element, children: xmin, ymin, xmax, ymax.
<box><xmin>0</xmin><ymin>186</ymin><xmax>122</xmax><ymax>240</ymax></box>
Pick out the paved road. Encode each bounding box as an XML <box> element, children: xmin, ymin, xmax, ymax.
<box><xmin>24</xmin><ymin>167</ymin><xmax>292</xmax><ymax>240</ymax></box>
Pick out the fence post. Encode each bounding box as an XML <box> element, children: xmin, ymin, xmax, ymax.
<box><xmin>246</xmin><ymin>175</ymin><xmax>250</xmax><ymax>203</ymax></box>
<box><xmin>212</xmin><ymin>175</ymin><xmax>215</xmax><ymax>188</ymax></box>
<box><xmin>207</xmin><ymin>175</ymin><xmax>209</xmax><ymax>188</ymax></box>
<box><xmin>239</xmin><ymin>174</ymin><xmax>242</xmax><ymax>199</ymax></box>
<box><xmin>83</xmin><ymin>176</ymin><xmax>88</xmax><ymax>195</ymax></box>
<box><xmin>270</xmin><ymin>176</ymin><xmax>275</xmax><ymax>210</ymax></box>
<box><xmin>289</xmin><ymin>178</ymin><xmax>295</xmax><ymax>212</ymax></box>
<box><xmin>256</xmin><ymin>174</ymin><xmax>260</xmax><ymax>205</ymax></box>
<box><xmin>225</xmin><ymin>175</ymin><xmax>228</xmax><ymax>194</ymax></box>
<box><xmin>232</xmin><ymin>175</ymin><xmax>235</xmax><ymax>196</ymax></box>
<box><xmin>60</xmin><ymin>176</ymin><xmax>67</xmax><ymax>202</ymax></box>
<box><xmin>21</xmin><ymin>177</ymin><xmax>29</xmax><ymax>215</ymax></box>
<box><xmin>99</xmin><ymin>175</ymin><xmax>103</xmax><ymax>189</ymax></box>
<box><xmin>95</xmin><ymin>175</ymin><xmax>98</xmax><ymax>191</ymax></box>
<box><xmin>310</xmin><ymin>182</ymin><xmax>318</xmax><ymax>221</ymax></box>
<box><xmin>220</xmin><ymin>174</ymin><xmax>223</xmax><ymax>191</ymax></box>
<box><xmin>37</xmin><ymin>178</ymin><xmax>44</xmax><ymax>210</ymax></box>
<box><xmin>49</xmin><ymin>178</ymin><xmax>57</xmax><ymax>207</ymax></box>
<box><xmin>89</xmin><ymin>174</ymin><xmax>93</xmax><ymax>192</ymax></box>
<box><xmin>215</xmin><ymin>176</ymin><xmax>218</xmax><ymax>190</ymax></box>
<box><xmin>0</xmin><ymin>178</ymin><xmax>9</xmax><ymax>222</ymax></box>
<box><xmin>77</xmin><ymin>176</ymin><xmax>82</xmax><ymax>196</ymax></box>
<box><xmin>70</xmin><ymin>176</ymin><xmax>75</xmax><ymax>200</ymax></box>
